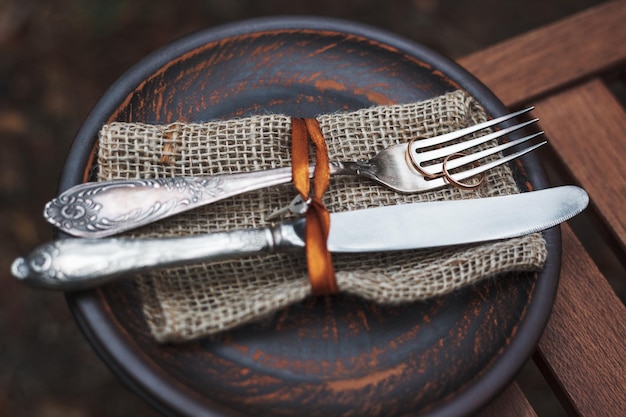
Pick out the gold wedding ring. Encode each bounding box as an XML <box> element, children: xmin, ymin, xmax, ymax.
<box><xmin>442</xmin><ymin>152</ymin><xmax>485</xmax><ymax>190</ymax></box>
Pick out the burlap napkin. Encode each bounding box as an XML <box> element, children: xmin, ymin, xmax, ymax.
<box><xmin>97</xmin><ymin>90</ymin><xmax>546</xmax><ymax>342</ymax></box>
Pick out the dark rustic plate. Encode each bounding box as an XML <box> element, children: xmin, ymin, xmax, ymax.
<box><xmin>61</xmin><ymin>17</ymin><xmax>559</xmax><ymax>417</ymax></box>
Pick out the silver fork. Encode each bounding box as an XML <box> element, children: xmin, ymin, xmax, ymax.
<box><xmin>45</xmin><ymin>108</ymin><xmax>545</xmax><ymax>238</ymax></box>
<box><xmin>342</xmin><ymin>107</ymin><xmax>545</xmax><ymax>192</ymax></box>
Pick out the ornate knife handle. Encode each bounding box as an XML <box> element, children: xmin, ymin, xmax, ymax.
<box><xmin>11</xmin><ymin>220</ymin><xmax>305</xmax><ymax>290</ymax></box>
<box><xmin>45</xmin><ymin>168</ymin><xmax>297</xmax><ymax>238</ymax></box>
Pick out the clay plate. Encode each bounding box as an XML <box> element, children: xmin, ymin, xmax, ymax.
<box><xmin>61</xmin><ymin>17</ymin><xmax>559</xmax><ymax>417</ymax></box>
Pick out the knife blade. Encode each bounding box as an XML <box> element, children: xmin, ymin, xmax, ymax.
<box><xmin>12</xmin><ymin>186</ymin><xmax>588</xmax><ymax>290</ymax></box>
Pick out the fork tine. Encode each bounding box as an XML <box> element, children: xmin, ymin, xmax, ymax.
<box><xmin>421</xmin><ymin>132</ymin><xmax>544</xmax><ymax>175</ymax></box>
<box><xmin>410</xmin><ymin>107</ymin><xmax>534</xmax><ymax>150</ymax></box>
<box><xmin>413</xmin><ymin>118</ymin><xmax>538</xmax><ymax>167</ymax></box>
<box><xmin>448</xmin><ymin>141</ymin><xmax>547</xmax><ymax>182</ymax></box>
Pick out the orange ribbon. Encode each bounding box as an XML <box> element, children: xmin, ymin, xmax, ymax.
<box><xmin>291</xmin><ymin>117</ymin><xmax>337</xmax><ymax>296</ymax></box>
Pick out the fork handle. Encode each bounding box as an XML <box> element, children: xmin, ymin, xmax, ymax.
<box><xmin>45</xmin><ymin>169</ymin><xmax>298</xmax><ymax>238</ymax></box>
<box><xmin>44</xmin><ymin>163</ymin><xmax>357</xmax><ymax>238</ymax></box>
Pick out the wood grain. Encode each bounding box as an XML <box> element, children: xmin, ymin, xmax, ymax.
<box><xmin>534</xmin><ymin>79</ymin><xmax>626</xmax><ymax>251</ymax></box>
<box><xmin>458</xmin><ymin>0</ymin><xmax>626</xmax><ymax>107</ymax></box>
<box><xmin>458</xmin><ymin>4</ymin><xmax>626</xmax><ymax>416</ymax></box>
<box><xmin>535</xmin><ymin>224</ymin><xmax>626</xmax><ymax>416</ymax></box>
<box><xmin>475</xmin><ymin>383</ymin><xmax>538</xmax><ymax>417</ymax></box>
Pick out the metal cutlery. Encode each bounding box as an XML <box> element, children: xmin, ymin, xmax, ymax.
<box><xmin>44</xmin><ymin>108</ymin><xmax>545</xmax><ymax>238</ymax></box>
<box><xmin>14</xmin><ymin>186</ymin><xmax>588</xmax><ymax>290</ymax></box>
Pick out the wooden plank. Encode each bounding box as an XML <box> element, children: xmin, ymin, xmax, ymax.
<box><xmin>458</xmin><ymin>1</ymin><xmax>626</xmax><ymax>107</ymax></box>
<box><xmin>533</xmin><ymin>79</ymin><xmax>626</xmax><ymax>251</ymax></box>
<box><xmin>535</xmin><ymin>224</ymin><xmax>626</xmax><ymax>417</ymax></box>
<box><xmin>475</xmin><ymin>383</ymin><xmax>537</xmax><ymax>417</ymax></box>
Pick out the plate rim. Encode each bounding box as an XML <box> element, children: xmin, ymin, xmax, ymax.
<box><xmin>61</xmin><ymin>16</ymin><xmax>561</xmax><ymax>417</ymax></box>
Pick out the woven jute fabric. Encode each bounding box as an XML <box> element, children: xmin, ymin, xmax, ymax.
<box><xmin>97</xmin><ymin>90</ymin><xmax>547</xmax><ymax>342</ymax></box>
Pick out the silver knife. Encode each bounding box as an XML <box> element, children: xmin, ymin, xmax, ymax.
<box><xmin>12</xmin><ymin>186</ymin><xmax>588</xmax><ymax>290</ymax></box>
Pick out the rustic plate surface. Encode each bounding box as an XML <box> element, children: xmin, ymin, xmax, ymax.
<box><xmin>62</xmin><ymin>17</ymin><xmax>559</xmax><ymax>417</ymax></box>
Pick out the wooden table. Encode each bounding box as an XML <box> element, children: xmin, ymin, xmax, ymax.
<box><xmin>459</xmin><ymin>1</ymin><xmax>626</xmax><ymax>416</ymax></box>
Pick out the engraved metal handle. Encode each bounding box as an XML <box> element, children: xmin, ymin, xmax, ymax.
<box><xmin>44</xmin><ymin>168</ymin><xmax>297</xmax><ymax>238</ymax></box>
<box><xmin>11</xmin><ymin>220</ymin><xmax>306</xmax><ymax>290</ymax></box>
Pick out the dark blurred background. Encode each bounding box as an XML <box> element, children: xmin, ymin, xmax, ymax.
<box><xmin>0</xmin><ymin>1</ymin><xmax>612</xmax><ymax>416</ymax></box>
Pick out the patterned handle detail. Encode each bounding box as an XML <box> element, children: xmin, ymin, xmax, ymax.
<box><xmin>44</xmin><ymin>169</ymin><xmax>295</xmax><ymax>238</ymax></box>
